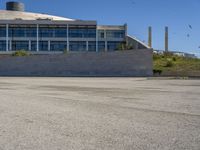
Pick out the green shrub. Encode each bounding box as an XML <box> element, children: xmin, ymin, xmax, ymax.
<box><xmin>117</xmin><ymin>43</ymin><xmax>133</xmax><ymax>50</ymax></box>
<box><xmin>117</xmin><ymin>43</ymin><xmax>126</xmax><ymax>50</ymax></box>
<box><xmin>12</xmin><ymin>50</ymin><xmax>29</xmax><ymax>57</ymax></box>
<box><xmin>153</xmin><ymin>54</ymin><xmax>161</xmax><ymax>60</ymax></box>
<box><xmin>153</xmin><ymin>52</ymin><xmax>200</xmax><ymax>76</ymax></box>
<box><xmin>164</xmin><ymin>59</ymin><xmax>173</xmax><ymax>67</ymax></box>
<box><xmin>172</xmin><ymin>57</ymin><xmax>177</xmax><ymax>61</ymax></box>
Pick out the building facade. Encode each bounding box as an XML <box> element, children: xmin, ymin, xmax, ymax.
<box><xmin>0</xmin><ymin>2</ymin><xmax>149</xmax><ymax>53</ymax></box>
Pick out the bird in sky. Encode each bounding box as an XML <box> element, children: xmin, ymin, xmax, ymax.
<box><xmin>187</xmin><ymin>34</ymin><xmax>190</xmax><ymax>38</ymax></box>
<box><xmin>189</xmin><ymin>25</ymin><xmax>193</xmax><ymax>29</ymax></box>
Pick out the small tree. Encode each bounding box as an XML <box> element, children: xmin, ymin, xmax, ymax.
<box><xmin>117</xmin><ymin>43</ymin><xmax>125</xmax><ymax>50</ymax></box>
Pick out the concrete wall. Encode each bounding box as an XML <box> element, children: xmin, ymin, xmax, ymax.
<box><xmin>0</xmin><ymin>49</ymin><xmax>153</xmax><ymax>77</ymax></box>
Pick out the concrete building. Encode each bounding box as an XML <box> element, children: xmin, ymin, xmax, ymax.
<box><xmin>0</xmin><ymin>1</ymin><xmax>149</xmax><ymax>53</ymax></box>
<box><xmin>0</xmin><ymin>1</ymin><xmax>153</xmax><ymax>77</ymax></box>
<box><xmin>171</xmin><ymin>51</ymin><xmax>197</xmax><ymax>58</ymax></box>
<box><xmin>153</xmin><ymin>50</ymin><xmax>197</xmax><ymax>58</ymax></box>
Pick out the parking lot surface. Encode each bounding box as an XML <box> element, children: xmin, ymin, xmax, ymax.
<box><xmin>0</xmin><ymin>77</ymin><xmax>199</xmax><ymax>150</ymax></box>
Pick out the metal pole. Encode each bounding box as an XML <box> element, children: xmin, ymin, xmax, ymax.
<box><xmin>48</xmin><ymin>41</ymin><xmax>50</xmax><ymax>51</ymax></box>
<box><xmin>6</xmin><ymin>24</ymin><xmax>9</xmax><ymax>51</ymax></box>
<box><xmin>86</xmin><ymin>41</ymin><xmax>89</xmax><ymax>51</ymax></box>
<box><xmin>9</xmin><ymin>40</ymin><xmax>12</xmax><ymax>51</ymax></box>
<box><xmin>104</xmin><ymin>30</ymin><xmax>107</xmax><ymax>52</ymax></box>
<box><xmin>67</xmin><ymin>24</ymin><xmax>69</xmax><ymax>51</ymax></box>
<box><xmin>29</xmin><ymin>40</ymin><xmax>31</xmax><ymax>51</ymax></box>
<box><xmin>105</xmin><ymin>41</ymin><xmax>108</xmax><ymax>52</ymax></box>
<box><xmin>96</xmin><ymin>27</ymin><xmax>98</xmax><ymax>52</ymax></box>
<box><xmin>36</xmin><ymin>24</ymin><xmax>39</xmax><ymax>52</ymax></box>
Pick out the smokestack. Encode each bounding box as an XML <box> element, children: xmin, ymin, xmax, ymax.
<box><xmin>148</xmin><ymin>26</ymin><xmax>152</xmax><ymax>48</ymax></box>
<box><xmin>165</xmin><ymin>26</ymin><xmax>168</xmax><ymax>52</ymax></box>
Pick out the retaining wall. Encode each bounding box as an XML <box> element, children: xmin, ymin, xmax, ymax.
<box><xmin>0</xmin><ymin>49</ymin><xmax>153</xmax><ymax>77</ymax></box>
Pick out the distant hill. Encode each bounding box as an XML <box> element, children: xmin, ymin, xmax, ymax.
<box><xmin>153</xmin><ymin>53</ymin><xmax>200</xmax><ymax>77</ymax></box>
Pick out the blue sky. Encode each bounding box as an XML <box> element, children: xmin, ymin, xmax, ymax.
<box><xmin>0</xmin><ymin>0</ymin><xmax>200</xmax><ymax>57</ymax></box>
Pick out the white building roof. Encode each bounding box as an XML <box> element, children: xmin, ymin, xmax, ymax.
<box><xmin>0</xmin><ymin>10</ymin><xmax>75</xmax><ymax>21</ymax></box>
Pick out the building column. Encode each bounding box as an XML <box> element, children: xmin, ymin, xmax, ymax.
<box><xmin>48</xmin><ymin>41</ymin><xmax>51</xmax><ymax>51</ymax></box>
<box><xmin>67</xmin><ymin>24</ymin><xmax>69</xmax><ymax>51</ymax></box>
<box><xmin>105</xmin><ymin>41</ymin><xmax>108</xmax><ymax>52</ymax></box>
<box><xmin>86</xmin><ymin>41</ymin><xmax>89</xmax><ymax>51</ymax></box>
<box><xmin>9</xmin><ymin>40</ymin><xmax>12</xmax><ymax>51</ymax></box>
<box><xmin>36</xmin><ymin>24</ymin><xmax>39</xmax><ymax>52</ymax></box>
<box><xmin>6</xmin><ymin>24</ymin><xmax>9</xmax><ymax>51</ymax></box>
<box><xmin>104</xmin><ymin>30</ymin><xmax>106</xmax><ymax>38</ymax></box>
<box><xmin>104</xmin><ymin>30</ymin><xmax>107</xmax><ymax>52</ymax></box>
<box><xmin>29</xmin><ymin>40</ymin><xmax>31</xmax><ymax>51</ymax></box>
<box><xmin>96</xmin><ymin>28</ymin><xmax>98</xmax><ymax>52</ymax></box>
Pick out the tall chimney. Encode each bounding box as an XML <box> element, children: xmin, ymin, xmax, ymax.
<box><xmin>165</xmin><ymin>26</ymin><xmax>169</xmax><ymax>52</ymax></box>
<box><xmin>148</xmin><ymin>26</ymin><xmax>152</xmax><ymax>48</ymax></box>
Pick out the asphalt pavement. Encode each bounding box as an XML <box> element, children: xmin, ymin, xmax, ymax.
<box><xmin>0</xmin><ymin>77</ymin><xmax>199</xmax><ymax>150</ymax></box>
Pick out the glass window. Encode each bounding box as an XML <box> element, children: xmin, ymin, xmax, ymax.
<box><xmin>39</xmin><ymin>27</ymin><xmax>54</xmax><ymax>37</ymax></box>
<box><xmin>54</xmin><ymin>28</ymin><xmax>67</xmax><ymax>37</ymax></box>
<box><xmin>69</xmin><ymin>27</ymin><xmax>96</xmax><ymax>38</ymax></box>
<box><xmin>39</xmin><ymin>27</ymin><xmax>67</xmax><ymax>38</ymax></box>
<box><xmin>106</xmin><ymin>30</ymin><xmax>125</xmax><ymax>38</ymax></box>
<box><xmin>50</xmin><ymin>41</ymin><xmax>67</xmax><ymax>51</ymax></box>
<box><xmin>88</xmin><ymin>41</ymin><xmax>96</xmax><ymax>52</ymax></box>
<box><xmin>0</xmin><ymin>41</ymin><xmax>6</xmax><ymax>51</ymax></box>
<box><xmin>39</xmin><ymin>41</ymin><xmax>48</xmax><ymax>51</ymax></box>
<box><xmin>69</xmin><ymin>41</ymin><xmax>86</xmax><ymax>51</ymax></box>
<box><xmin>107</xmin><ymin>41</ymin><xmax>122</xmax><ymax>51</ymax></box>
<box><xmin>32</xmin><ymin>41</ymin><xmax>48</xmax><ymax>51</ymax></box>
<box><xmin>98</xmin><ymin>41</ymin><xmax>105</xmax><ymax>52</ymax></box>
<box><xmin>9</xmin><ymin>26</ymin><xmax>36</xmax><ymax>37</ymax></box>
<box><xmin>0</xmin><ymin>27</ymin><xmax>6</xmax><ymax>37</ymax></box>
<box><xmin>98</xmin><ymin>30</ymin><xmax>105</xmax><ymax>38</ymax></box>
<box><xmin>31</xmin><ymin>41</ymin><xmax>37</xmax><ymax>51</ymax></box>
<box><xmin>9</xmin><ymin>27</ymin><xmax>25</xmax><ymax>37</ymax></box>
<box><xmin>12</xmin><ymin>41</ymin><xmax>29</xmax><ymax>51</ymax></box>
<box><xmin>26</xmin><ymin>27</ymin><xmax>37</xmax><ymax>37</ymax></box>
